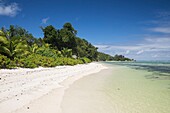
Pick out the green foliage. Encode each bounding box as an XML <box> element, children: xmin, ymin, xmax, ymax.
<box><xmin>9</xmin><ymin>25</ymin><xmax>37</xmax><ymax>46</ymax></box>
<box><xmin>29</xmin><ymin>43</ymin><xmax>39</xmax><ymax>53</ymax></box>
<box><xmin>36</xmin><ymin>44</ymin><xmax>62</xmax><ymax>58</ymax></box>
<box><xmin>113</xmin><ymin>54</ymin><xmax>133</xmax><ymax>61</ymax></box>
<box><xmin>0</xmin><ymin>53</ymin><xmax>85</xmax><ymax>69</ymax></box>
<box><xmin>54</xmin><ymin>57</ymin><xmax>83</xmax><ymax>66</ymax></box>
<box><xmin>0</xmin><ymin>54</ymin><xmax>11</xmax><ymax>68</ymax></box>
<box><xmin>41</xmin><ymin>23</ymin><xmax>98</xmax><ymax>61</ymax></box>
<box><xmin>98</xmin><ymin>53</ymin><xmax>134</xmax><ymax>61</ymax></box>
<box><xmin>81</xmin><ymin>57</ymin><xmax>92</xmax><ymax>63</ymax></box>
<box><xmin>74</xmin><ymin>38</ymin><xmax>98</xmax><ymax>60</ymax></box>
<box><xmin>14</xmin><ymin>54</ymin><xmax>56</xmax><ymax>68</ymax></box>
<box><xmin>25</xmin><ymin>54</ymin><xmax>55</xmax><ymax>67</ymax></box>
<box><xmin>0</xmin><ymin>23</ymin><xmax>134</xmax><ymax>69</ymax></box>
<box><xmin>98</xmin><ymin>52</ymin><xmax>114</xmax><ymax>61</ymax></box>
<box><xmin>0</xmin><ymin>28</ymin><xmax>31</xmax><ymax>59</ymax></box>
<box><xmin>61</xmin><ymin>48</ymin><xmax>72</xmax><ymax>58</ymax></box>
<box><xmin>63</xmin><ymin>22</ymin><xmax>77</xmax><ymax>35</ymax></box>
<box><xmin>41</xmin><ymin>25</ymin><xmax>59</xmax><ymax>48</ymax></box>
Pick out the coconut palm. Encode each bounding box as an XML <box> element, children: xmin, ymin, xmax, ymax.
<box><xmin>61</xmin><ymin>48</ymin><xmax>72</xmax><ymax>58</ymax></box>
<box><xmin>0</xmin><ymin>29</ymin><xmax>30</xmax><ymax>60</ymax></box>
<box><xmin>0</xmin><ymin>30</ymin><xmax>12</xmax><ymax>57</ymax></box>
<box><xmin>29</xmin><ymin>43</ymin><xmax>39</xmax><ymax>53</ymax></box>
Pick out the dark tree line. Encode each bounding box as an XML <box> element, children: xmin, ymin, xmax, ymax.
<box><xmin>98</xmin><ymin>53</ymin><xmax>134</xmax><ymax>61</ymax></box>
<box><xmin>41</xmin><ymin>23</ymin><xmax>98</xmax><ymax>61</ymax></box>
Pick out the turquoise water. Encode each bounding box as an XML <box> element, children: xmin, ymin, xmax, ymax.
<box><xmin>61</xmin><ymin>62</ymin><xmax>170</xmax><ymax>113</ymax></box>
<box><xmin>106</xmin><ymin>61</ymin><xmax>170</xmax><ymax>80</ymax></box>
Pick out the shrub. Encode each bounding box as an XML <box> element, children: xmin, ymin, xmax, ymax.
<box><xmin>81</xmin><ymin>57</ymin><xmax>91</xmax><ymax>63</ymax></box>
<box><xmin>0</xmin><ymin>54</ymin><xmax>10</xmax><ymax>68</ymax></box>
<box><xmin>0</xmin><ymin>53</ymin><xmax>91</xmax><ymax>69</ymax></box>
<box><xmin>21</xmin><ymin>54</ymin><xmax>56</xmax><ymax>68</ymax></box>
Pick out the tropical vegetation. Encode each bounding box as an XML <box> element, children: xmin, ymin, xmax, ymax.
<box><xmin>0</xmin><ymin>23</ymin><xmax>133</xmax><ymax>69</ymax></box>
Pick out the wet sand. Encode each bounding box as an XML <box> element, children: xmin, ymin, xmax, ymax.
<box><xmin>4</xmin><ymin>63</ymin><xmax>170</xmax><ymax>113</ymax></box>
<box><xmin>60</xmin><ymin>64</ymin><xmax>170</xmax><ymax>113</ymax></box>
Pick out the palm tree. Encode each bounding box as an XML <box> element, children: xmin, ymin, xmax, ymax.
<box><xmin>61</xmin><ymin>48</ymin><xmax>72</xmax><ymax>58</ymax></box>
<box><xmin>0</xmin><ymin>30</ymin><xmax>11</xmax><ymax>57</ymax></box>
<box><xmin>29</xmin><ymin>43</ymin><xmax>39</xmax><ymax>53</ymax></box>
<box><xmin>0</xmin><ymin>29</ymin><xmax>30</xmax><ymax>60</ymax></box>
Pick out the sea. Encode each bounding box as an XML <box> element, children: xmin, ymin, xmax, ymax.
<box><xmin>61</xmin><ymin>61</ymin><xmax>170</xmax><ymax>113</ymax></box>
<box><xmin>106</xmin><ymin>61</ymin><xmax>170</xmax><ymax>80</ymax></box>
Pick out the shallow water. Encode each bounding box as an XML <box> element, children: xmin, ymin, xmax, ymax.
<box><xmin>106</xmin><ymin>61</ymin><xmax>170</xmax><ymax>78</ymax></box>
<box><xmin>61</xmin><ymin>63</ymin><xmax>170</xmax><ymax>113</ymax></box>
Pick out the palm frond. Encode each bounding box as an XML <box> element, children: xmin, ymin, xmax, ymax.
<box><xmin>0</xmin><ymin>46</ymin><xmax>11</xmax><ymax>57</ymax></box>
<box><xmin>0</xmin><ymin>36</ymin><xmax>8</xmax><ymax>46</ymax></box>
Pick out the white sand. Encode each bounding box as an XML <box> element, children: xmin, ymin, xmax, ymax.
<box><xmin>0</xmin><ymin>62</ymin><xmax>107</xmax><ymax>113</ymax></box>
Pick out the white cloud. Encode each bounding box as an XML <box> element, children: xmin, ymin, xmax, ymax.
<box><xmin>96</xmin><ymin>37</ymin><xmax>170</xmax><ymax>53</ymax></box>
<box><xmin>95</xmin><ymin>36</ymin><xmax>170</xmax><ymax>60</ymax></box>
<box><xmin>149</xmin><ymin>27</ymin><xmax>170</xmax><ymax>33</ymax></box>
<box><xmin>42</xmin><ymin>17</ymin><xmax>49</xmax><ymax>24</ymax></box>
<box><xmin>136</xmin><ymin>50</ymin><xmax>144</xmax><ymax>55</ymax></box>
<box><xmin>0</xmin><ymin>2</ymin><xmax>21</xmax><ymax>17</ymax></box>
<box><xmin>145</xmin><ymin>37</ymin><xmax>170</xmax><ymax>43</ymax></box>
<box><xmin>97</xmin><ymin>11</ymin><xmax>170</xmax><ymax>60</ymax></box>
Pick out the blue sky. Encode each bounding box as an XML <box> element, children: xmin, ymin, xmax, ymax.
<box><xmin>0</xmin><ymin>0</ymin><xmax>170</xmax><ymax>61</ymax></box>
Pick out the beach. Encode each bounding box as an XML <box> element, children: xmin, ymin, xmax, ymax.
<box><xmin>0</xmin><ymin>63</ymin><xmax>107</xmax><ymax>113</ymax></box>
<box><xmin>0</xmin><ymin>62</ymin><xmax>170</xmax><ymax>113</ymax></box>
<box><xmin>60</xmin><ymin>63</ymin><xmax>170</xmax><ymax>113</ymax></box>
<box><xmin>1</xmin><ymin>0</ymin><xmax>170</xmax><ymax>112</ymax></box>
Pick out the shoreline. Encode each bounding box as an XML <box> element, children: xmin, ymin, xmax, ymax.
<box><xmin>59</xmin><ymin>64</ymin><xmax>170</xmax><ymax>113</ymax></box>
<box><xmin>0</xmin><ymin>62</ymin><xmax>107</xmax><ymax>113</ymax></box>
